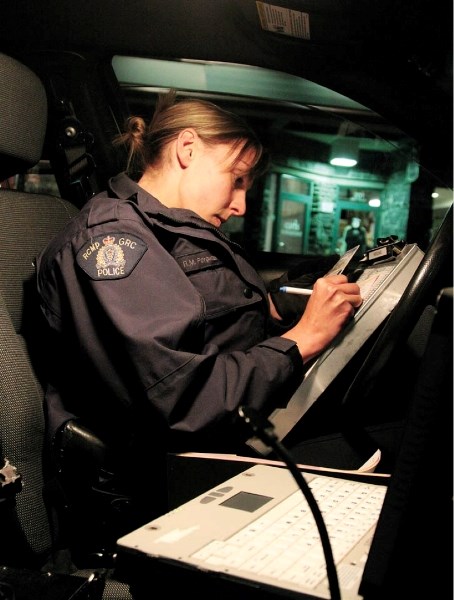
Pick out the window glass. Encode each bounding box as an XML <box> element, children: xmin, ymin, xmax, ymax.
<box><xmin>113</xmin><ymin>56</ymin><xmax>453</xmax><ymax>261</ymax></box>
<box><xmin>1</xmin><ymin>160</ymin><xmax>60</xmax><ymax>196</ymax></box>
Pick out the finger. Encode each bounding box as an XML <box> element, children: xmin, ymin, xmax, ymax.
<box><xmin>322</xmin><ymin>273</ymin><xmax>348</xmax><ymax>284</ymax></box>
<box><xmin>341</xmin><ymin>282</ymin><xmax>362</xmax><ymax>296</ymax></box>
<box><xmin>345</xmin><ymin>291</ymin><xmax>363</xmax><ymax>309</ymax></box>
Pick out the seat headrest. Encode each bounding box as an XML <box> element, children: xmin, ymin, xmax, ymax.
<box><xmin>0</xmin><ymin>53</ymin><xmax>47</xmax><ymax>181</ymax></box>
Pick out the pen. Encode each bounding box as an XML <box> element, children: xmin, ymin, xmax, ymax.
<box><xmin>279</xmin><ymin>286</ymin><xmax>313</xmax><ymax>296</ymax></box>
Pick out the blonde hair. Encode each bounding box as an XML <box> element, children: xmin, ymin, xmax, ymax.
<box><xmin>114</xmin><ymin>90</ymin><xmax>268</xmax><ymax>180</ymax></box>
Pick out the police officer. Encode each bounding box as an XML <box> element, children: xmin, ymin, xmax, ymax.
<box><xmin>36</xmin><ymin>92</ymin><xmax>361</xmax><ymax>523</ymax></box>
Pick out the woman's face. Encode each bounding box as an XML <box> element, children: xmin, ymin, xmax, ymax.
<box><xmin>179</xmin><ymin>141</ymin><xmax>256</xmax><ymax>228</ymax></box>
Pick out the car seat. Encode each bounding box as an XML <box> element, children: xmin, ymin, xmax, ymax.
<box><xmin>0</xmin><ymin>52</ymin><xmax>133</xmax><ymax>599</ymax></box>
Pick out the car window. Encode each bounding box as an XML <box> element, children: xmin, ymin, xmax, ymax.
<box><xmin>2</xmin><ymin>55</ymin><xmax>450</xmax><ymax>266</ymax></box>
<box><xmin>112</xmin><ymin>56</ymin><xmax>453</xmax><ymax>261</ymax></box>
<box><xmin>1</xmin><ymin>160</ymin><xmax>60</xmax><ymax>196</ymax></box>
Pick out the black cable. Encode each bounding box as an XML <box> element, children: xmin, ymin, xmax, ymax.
<box><xmin>238</xmin><ymin>406</ymin><xmax>341</xmax><ymax>600</ymax></box>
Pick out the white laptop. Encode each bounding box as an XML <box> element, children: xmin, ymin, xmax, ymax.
<box><xmin>117</xmin><ymin>285</ymin><xmax>451</xmax><ymax>600</ymax></box>
<box><xmin>117</xmin><ymin>464</ymin><xmax>388</xmax><ymax>600</ymax></box>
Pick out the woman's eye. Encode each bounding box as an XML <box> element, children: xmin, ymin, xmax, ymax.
<box><xmin>234</xmin><ymin>176</ymin><xmax>246</xmax><ymax>188</ymax></box>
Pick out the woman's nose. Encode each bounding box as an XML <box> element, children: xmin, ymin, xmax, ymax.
<box><xmin>230</xmin><ymin>190</ymin><xmax>247</xmax><ymax>216</ymax></box>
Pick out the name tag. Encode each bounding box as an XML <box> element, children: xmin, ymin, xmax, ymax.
<box><xmin>176</xmin><ymin>250</ymin><xmax>222</xmax><ymax>274</ymax></box>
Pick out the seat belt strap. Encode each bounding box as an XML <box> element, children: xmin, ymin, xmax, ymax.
<box><xmin>58</xmin><ymin>114</ymin><xmax>96</xmax><ymax>206</ymax></box>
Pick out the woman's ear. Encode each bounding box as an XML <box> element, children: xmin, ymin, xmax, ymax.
<box><xmin>176</xmin><ymin>128</ymin><xmax>197</xmax><ymax>168</ymax></box>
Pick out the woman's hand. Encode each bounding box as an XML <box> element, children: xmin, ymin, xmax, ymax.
<box><xmin>282</xmin><ymin>274</ymin><xmax>362</xmax><ymax>363</ymax></box>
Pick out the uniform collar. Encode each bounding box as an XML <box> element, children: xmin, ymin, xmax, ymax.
<box><xmin>108</xmin><ymin>172</ymin><xmax>214</xmax><ymax>229</ymax></box>
<box><xmin>108</xmin><ymin>172</ymin><xmax>149</xmax><ymax>205</ymax></box>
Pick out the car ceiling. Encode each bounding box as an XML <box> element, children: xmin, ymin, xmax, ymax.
<box><xmin>2</xmin><ymin>0</ymin><xmax>452</xmax><ymax>185</ymax></box>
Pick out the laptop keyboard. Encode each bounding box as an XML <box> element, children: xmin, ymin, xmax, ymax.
<box><xmin>191</xmin><ymin>475</ymin><xmax>386</xmax><ymax>590</ymax></box>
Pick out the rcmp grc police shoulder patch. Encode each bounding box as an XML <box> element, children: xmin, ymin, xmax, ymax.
<box><xmin>76</xmin><ymin>233</ymin><xmax>148</xmax><ymax>280</ymax></box>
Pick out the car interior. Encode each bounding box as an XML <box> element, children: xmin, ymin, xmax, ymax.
<box><xmin>0</xmin><ymin>1</ymin><xmax>452</xmax><ymax>599</ymax></box>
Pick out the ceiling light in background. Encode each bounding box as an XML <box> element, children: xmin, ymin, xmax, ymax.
<box><xmin>329</xmin><ymin>138</ymin><xmax>359</xmax><ymax>167</ymax></box>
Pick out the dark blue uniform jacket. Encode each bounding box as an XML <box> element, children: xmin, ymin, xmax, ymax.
<box><xmin>37</xmin><ymin>173</ymin><xmax>305</xmax><ymax>453</ymax></box>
